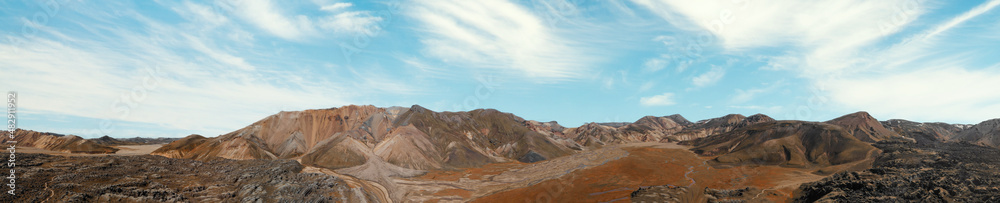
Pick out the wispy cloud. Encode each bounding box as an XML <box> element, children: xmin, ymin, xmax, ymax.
<box><xmin>320</xmin><ymin>2</ymin><xmax>353</xmax><ymax>11</ymax></box>
<box><xmin>922</xmin><ymin>0</ymin><xmax>1000</xmax><ymax>40</ymax></box>
<box><xmin>640</xmin><ymin>92</ymin><xmax>677</xmax><ymax>106</ymax></box>
<box><xmin>691</xmin><ymin>66</ymin><xmax>725</xmax><ymax>87</ymax></box>
<box><xmin>228</xmin><ymin>0</ymin><xmax>382</xmax><ymax>41</ymax></box>
<box><xmin>408</xmin><ymin>0</ymin><xmax>596</xmax><ymax>80</ymax></box>
<box><xmin>0</xmin><ymin>2</ymin><xmax>365</xmax><ymax>137</ymax></box>
<box><xmin>731</xmin><ymin>81</ymin><xmax>784</xmax><ymax>104</ymax></box>
<box><xmin>634</xmin><ymin>0</ymin><xmax>924</xmax><ymax>76</ymax></box>
<box><xmin>641</xmin><ymin>58</ymin><xmax>668</xmax><ymax>73</ymax></box>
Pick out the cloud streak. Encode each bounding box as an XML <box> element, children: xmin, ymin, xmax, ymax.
<box><xmin>640</xmin><ymin>92</ymin><xmax>677</xmax><ymax>106</ymax></box>
<box><xmin>408</xmin><ymin>0</ymin><xmax>596</xmax><ymax>80</ymax></box>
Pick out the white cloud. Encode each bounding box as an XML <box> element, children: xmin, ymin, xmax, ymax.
<box><xmin>0</xmin><ymin>2</ymin><xmax>430</xmax><ymax>137</ymax></box>
<box><xmin>408</xmin><ymin>0</ymin><xmax>596</xmax><ymax>80</ymax></box>
<box><xmin>177</xmin><ymin>1</ymin><xmax>229</xmax><ymax>26</ymax></box>
<box><xmin>692</xmin><ymin>66</ymin><xmax>725</xmax><ymax>87</ymax></box>
<box><xmin>921</xmin><ymin>0</ymin><xmax>1000</xmax><ymax>40</ymax></box>
<box><xmin>640</xmin><ymin>92</ymin><xmax>677</xmax><ymax>106</ymax></box>
<box><xmin>633</xmin><ymin>0</ymin><xmax>924</xmax><ymax>75</ymax></box>
<box><xmin>228</xmin><ymin>0</ymin><xmax>381</xmax><ymax>41</ymax></box>
<box><xmin>731</xmin><ymin>81</ymin><xmax>783</xmax><ymax>104</ymax></box>
<box><xmin>642</xmin><ymin>58</ymin><xmax>667</xmax><ymax>72</ymax></box>
<box><xmin>318</xmin><ymin>11</ymin><xmax>383</xmax><ymax>36</ymax></box>
<box><xmin>824</xmin><ymin>67</ymin><xmax>1000</xmax><ymax>123</ymax></box>
<box><xmin>633</xmin><ymin>0</ymin><xmax>919</xmax><ymax>49</ymax></box>
<box><xmin>320</xmin><ymin>2</ymin><xmax>352</xmax><ymax>11</ymax></box>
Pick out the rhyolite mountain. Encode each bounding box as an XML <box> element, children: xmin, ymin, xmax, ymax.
<box><xmin>881</xmin><ymin>119</ymin><xmax>969</xmax><ymax>144</ymax></box>
<box><xmin>950</xmin><ymin>118</ymin><xmax>1000</xmax><ymax>148</ymax></box>
<box><xmin>150</xmin><ymin>104</ymin><xmax>1000</xmax><ymax>176</ymax></box>
<box><xmin>825</xmin><ymin>111</ymin><xmax>906</xmax><ymax>142</ymax></box>
<box><xmin>0</xmin><ymin>129</ymin><xmax>118</xmax><ymax>154</ymax></box>
<box><xmin>152</xmin><ymin>105</ymin><xmax>577</xmax><ymax>170</ymax></box>
<box><xmin>90</xmin><ymin>136</ymin><xmax>179</xmax><ymax>145</ymax></box>
<box><xmin>683</xmin><ymin>121</ymin><xmax>876</xmax><ymax>169</ymax></box>
<box><xmin>566</xmin><ymin>114</ymin><xmax>693</xmax><ymax>146</ymax></box>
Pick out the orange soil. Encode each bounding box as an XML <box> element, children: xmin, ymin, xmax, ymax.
<box><xmin>432</xmin><ymin>188</ymin><xmax>473</xmax><ymax>199</ymax></box>
<box><xmin>473</xmin><ymin>147</ymin><xmax>822</xmax><ymax>203</ymax></box>
<box><xmin>415</xmin><ymin>161</ymin><xmax>529</xmax><ymax>181</ymax></box>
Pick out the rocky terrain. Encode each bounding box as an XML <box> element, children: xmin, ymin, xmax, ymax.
<box><xmin>795</xmin><ymin>140</ymin><xmax>1000</xmax><ymax>202</ymax></box>
<box><xmin>0</xmin><ymin>129</ymin><xmax>117</xmax><ymax>154</ymax></box>
<box><xmin>0</xmin><ymin>153</ymin><xmax>378</xmax><ymax>202</ymax></box>
<box><xmin>949</xmin><ymin>118</ymin><xmax>1000</xmax><ymax>148</ymax></box>
<box><xmin>152</xmin><ymin>105</ymin><xmax>577</xmax><ymax>170</ymax></box>
<box><xmin>683</xmin><ymin>121</ymin><xmax>876</xmax><ymax>170</ymax></box>
<box><xmin>630</xmin><ymin>185</ymin><xmax>775</xmax><ymax>203</ymax></box>
<box><xmin>11</xmin><ymin>105</ymin><xmax>1000</xmax><ymax>202</ymax></box>
<box><xmin>90</xmin><ymin>136</ymin><xmax>180</xmax><ymax>145</ymax></box>
<box><xmin>567</xmin><ymin>115</ymin><xmax>690</xmax><ymax>146</ymax></box>
<box><xmin>881</xmin><ymin>119</ymin><xmax>967</xmax><ymax>145</ymax></box>
<box><xmin>89</xmin><ymin>135</ymin><xmax>142</xmax><ymax>145</ymax></box>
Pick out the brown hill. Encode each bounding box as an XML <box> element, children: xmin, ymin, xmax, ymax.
<box><xmin>881</xmin><ymin>119</ymin><xmax>966</xmax><ymax>144</ymax></box>
<box><xmin>300</xmin><ymin>131</ymin><xmax>370</xmax><ymax>169</ymax></box>
<box><xmin>567</xmin><ymin>123</ymin><xmax>624</xmax><ymax>147</ymax></box>
<box><xmin>89</xmin><ymin>135</ymin><xmax>141</xmax><ymax>146</ymax></box>
<box><xmin>825</xmin><ymin>111</ymin><xmax>905</xmax><ymax>142</ymax></box>
<box><xmin>734</xmin><ymin>113</ymin><xmax>776</xmax><ymax>128</ymax></box>
<box><xmin>373</xmin><ymin>125</ymin><xmax>443</xmax><ymax>170</ymax></box>
<box><xmin>153</xmin><ymin>105</ymin><xmax>577</xmax><ymax>170</ymax></box>
<box><xmin>951</xmin><ymin>118</ymin><xmax>1000</xmax><ymax>148</ymax></box>
<box><xmin>150</xmin><ymin>134</ymin><xmax>208</xmax><ymax>158</ymax></box>
<box><xmin>567</xmin><ymin>114</ymin><xmax>692</xmax><ymax>146</ymax></box>
<box><xmin>668</xmin><ymin>114</ymin><xmax>747</xmax><ymax>141</ymax></box>
<box><xmin>153</xmin><ymin>105</ymin><xmax>393</xmax><ymax>161</ymax></box>
<box><xmin>684</xmin><ymin>121</ymin><xmax>876</xmax><ymax>169</ymax></box>
<box><xmin>392</xmin><ymin>105</ymin><xmax>575</xmax><ymax>167</ymax></box>
<box><xmin>1</xmin><ymin>129</ymin><xmax>117</xmax><ymax>154</ymax></box>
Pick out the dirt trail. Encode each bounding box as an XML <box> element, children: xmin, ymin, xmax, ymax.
<box><xmin>303</xmin><ymin>167</ymin><xmax>392</xmax><ymax>203</ymax></box>
<box><xmin>114</xmin><ymin>144</ymin><xmax>164</xmax><ymax>155</ymax></box>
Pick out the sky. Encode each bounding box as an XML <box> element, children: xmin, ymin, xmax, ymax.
<box><xmin>2</xmin><ymin>0</ymin><xmax>999</xmax><ymax>138</ymax></box>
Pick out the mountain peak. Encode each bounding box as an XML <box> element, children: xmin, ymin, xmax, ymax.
<box><xmin>409</xmin><ymin>104</ymin><xmax>429</xmax><ymax>113</ymax></box>
<box><xmin>826</xmin><ymin>111</ymin><xmax>903</xmax><ymax>142</ymax></box>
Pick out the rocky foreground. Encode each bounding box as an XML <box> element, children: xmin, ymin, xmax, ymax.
<box><xmin>794</xmin><ymin>140</ymin><xmax>1000</xmax><ymax>202</ymax></box>
<box><xmin>0</xmin><ymin>153</ymin><xmax>378</xmax><ymax>202</ymax></box>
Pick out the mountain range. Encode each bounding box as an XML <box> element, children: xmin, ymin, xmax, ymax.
<box><xmin>144</xmin><ymin>105</ymin><xmax>1000</xmax><ymax>173</ymax></box>
<box><xmin>7</xmin><ymin>105</ymin><xmax>1000</xmax><ymax>202</ymax></box>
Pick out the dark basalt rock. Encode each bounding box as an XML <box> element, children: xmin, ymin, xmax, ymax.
<box><xmin>0</xmin><ymin>153</ymin><xmax>377</xmax><ymax>202</ymax></box>
<box><xmin>794</xmin><ymin>141</ymin><xmax>1000</xmax><ymax>202</ymax></box>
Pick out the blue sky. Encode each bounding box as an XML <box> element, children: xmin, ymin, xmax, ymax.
<box><xmin>2</xmin><ymin>0</ymin><xmax>999</xmax><ymax>138</ymax></box>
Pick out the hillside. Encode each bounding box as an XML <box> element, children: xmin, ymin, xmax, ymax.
<box><xmin>951</xmin><ymin>118</ymin><xmax>1000</xmax><ymax>148</ymax></box>
<box><xmin>1</xmin><ymin>129</ymin><xmax>118</xmax><ymax>154</ymax></box>
<box><xmin>684</xmin><ymin>121</ymin><xmax>876</xmax><ymax>169</ymax></box>
<box><xmin>668</xmin><ymin>114</ymin><xmax>749</xmax><ymax>142</ymax></box>
<box><xmin>152</xmin><ymin>105</ymin><xmax>577</xmax><ymax>170</ymax></box>
<box><xmin>825</xmin><ymin>111</ymin><xmax>905</xmax><ymax>142</ymax></box>
<box><xmin>881</xmin><ymin>119</ymin><xmax>967</xmax><ymax>144</ymax></box>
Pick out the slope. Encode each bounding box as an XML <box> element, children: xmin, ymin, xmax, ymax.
<box><xmin>825</xmin><ymin>111</ymin><xmax>904</xmax><ymax>142</ymax></box>
<box><xmin>685</xmin><ymin>121</ymin><xmax>876</xmax><ymax>169</ymax></box>
<box><xmin>951</xmin><ymin>118</ymin><xmax>1000</xmax><ymax>148</ymax></box>
<box><xmin>1</xmin><ymin>129</ymin><xmax>117</xmax><ymax>154</ymax></box>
